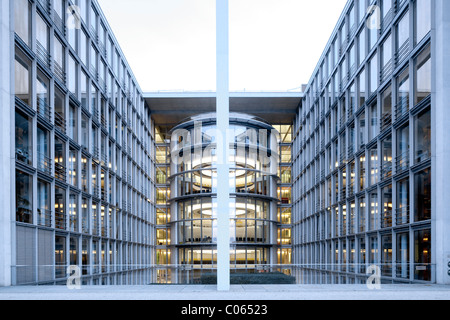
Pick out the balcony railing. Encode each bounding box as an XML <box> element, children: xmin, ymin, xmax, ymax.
<box><xmin>396</xmin><ymin>41</ymin><xmax>410</xmax><ymax>67</ymax></box>
<box><xmin>396</xmin><ymin>206</ymin><xmax>410</xmax><ymax>225</ymax></box>
<box><xmin>54</xmin><ymin>61</ymin><xmax>65</xmax><ymax>83</ymax></box>
<box><xmin>396</xmin><ymin>151</ymin><xmax>410</xmax><ymax>172</ymax></box>
<box><xmin>37</xmin><ymin>97</ymin><xmax>52</xmax><ymax>121</ymax></box>
<box><xmin>380</xmin><ymin>112</ymin><xmax>392</xmax><ymax>132</ymax></box>
<box><xmin>36</xmin><ymin>42</ymin><xmax>51</xmax><ymax>69</ymax></box>
<box><xmin>382</xmin><ymin>209</ymin><xmax>393</xmax><ymax>228</ymax></box>
<box><xmin>37</xmin><ymin>208</ymin><xmax>52</xmax><ymax>228</ymax></box>
<box><xmin>55</xmin><ymin>211</ymin><xmax>65</xmax><ymax>230</ymax></box>
<box><xmin>54</xmin><ymin>112</ymin><xmax>66</xmax><ymax>134</ymax></box>
<box><xmin>381</xmin><ymin>161</ymin><xmax>393</xmax><ymax>180</ymax></box>
<box><xmin>54</xmin><ymin>162</ymin><xmax>66</xmax><ymax>182</ymax></box>
<box><xmin>37</xmin><ymin>152</ymin><xmax>52</xmax><ymax>174</ymax></box>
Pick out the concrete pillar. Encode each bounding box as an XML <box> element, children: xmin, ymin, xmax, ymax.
<box><xmin>433</xmin><ymin>0</ymin><xmax>450</xmax><ymax>285</ymax></box>
<box><xmin>0</xmin><ymin>0</ymin><xmax>12</xmax><ymax>287</ymax></box>
<box><xmin>216</xmin><ymin>0</ymin><xmax>230</xmax><ymax>291</ymax></box>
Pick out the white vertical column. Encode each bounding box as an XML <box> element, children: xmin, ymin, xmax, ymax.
<box><xmin>433</xmin><ymin>0</ymin><xmax>450</xmax><ymax>285</ymax></box>
<box><xmin>0</xmin><ymin>0</ymin><xmax>12</xmax><ymax>287</ymax></box>
<box><xmin>216</xmin><ymin>0</ymin><xmax>230</xmax><ymax>291</ymax></box>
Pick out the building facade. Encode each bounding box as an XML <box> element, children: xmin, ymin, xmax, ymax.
<box><xmin>2</xmin><ymin>0</ymin><xmax>157</xmax><ymax>286</ymax></box>
<box><xmin>1</xmin><ymin>0</ymin><xmax>449</xmax><ymax>287</ymax></box>
<box><xmin>291</xmin><ymin>0</ymin><xmax>450</xmax><ymax>285</ymax></box>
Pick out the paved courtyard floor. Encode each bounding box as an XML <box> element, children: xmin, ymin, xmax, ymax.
<box><xmin>1</xmin><ymin>284</ymin><xmax>450</xmax><ymax>300</ymax></box>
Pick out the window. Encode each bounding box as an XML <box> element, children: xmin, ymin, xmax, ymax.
<box><xmin>381</xmin><ymin>35</ymin><xmax>392</xmax><ymax>80</ymax></box>
<box><xmin>15</xmin><ymin>51</ymin><xmax>31</xmax><ymax>106</ymax></box>
<box><xmin>414</xmin><ymin>45</ymin><xmax>431</xmax><ymax>105</ymax></box>
<box><xmin>359</xmin><ymin>154</ymin><xmax>366</xmax><ymax>192</ymax></box>
<box><xmin>359</xmin><ymin>0</ymin><xmax>367</xmax><ymax>23</ymax></box>
<box><xmin>69</xmin><ymin>104</ymin><xmax>78</xmax><ymax>142</ymax></box>
<box><xmin>54</xmin><ymin>36</ymin><xmax>65</xmax><ymax>81</ymax></box>
<box><xmin>81</xmin><ymin>115</ymin><xmax>89</xmax><ymax>150</ymax></box>
<box><xmin>358</xmin><ymin>70</ymin><xmax>366</xmax><ymax>107</ymax></box>
<box><xmin>280</xmin><ymin>146</ymin><xmax>292</xmax><ymax>163</ymax></box>
<box><xmin>36</xmin><ymin>71</ymin><xmax>50</xmax><ymax>120</ymax></box>
<box><xmin>397</xmin><ymin>12</ymin><xmax>410</xmax><ymax>62</ymax></box>
<box><xmin>15</xmin><ymin>110</ymin><xmax>32</xmax><ymax>165</ymax></box>
<box><xmin>36</xmin><ymin>14</ymin><xmax>50</xmax><ymax>57</ymax></box>
<box><xmin>396</xmin><ymin>124</ymin><xmax>410</xmax><ymax>171</ymax></box>
<box><xmin>369</xmin><ymin>102</ymin><xmax>378</xmax><ymax>141</ymax></box>
<box><xmin>14</xmin><ymin>0</ymin><xmax>31</xmax><ymax>46</ymax></box>
<box><xmin>358</xmin><ymin>111</ymin><xmax>366</xmax><ymax>147</ymax></box>
<box><xmin>279</xmin><ymin>166</ymin><xmax>292</xmax><ymax>184</ymax></box>
<box><xmin>68</xmin><ymin>55</ymin><xmax>77</xmax><ymax>95</ymax></box>
<box><xmin>414</xmin><ymin>229</ymin><xmax>431</xmax><ymax>281</ymax></box>
<box><xmin>381</xmin><ymin>184</ymin><xmax>392</xmax><ymax>228</ymax></box>
<box><xmin>414</xmin><ymin>108</ymin><xmax>431</xmax><ymax>163</ymax></box>
<box><xmin>55</xmin><ymin>138</ymin><xmax>66</xmax><ymax>182</ymax></box>
<box><xmin>396</xmin><ymin>67</ymin><xmax>410</xmax><ymax>117</ymax></box>
<box><xmin>69</xmin><ymin>194</ymin><xmax>78</xmax><ymax>232</ymax></box>
<box><xmin>414</xmin><ymin>168</ymin><xmax>431</xmax><ymax>222</ymax></box>
<box><xmin>415</xmin><ymin>0</ymin><xmax>431</xmax><ymax>44</ymax></box>
<box><xmin>369</xmin><ymin>148</ymin><xmax>378</xmax><ymax>186</ymax></box>
<box><xmin>37</xmin><ymin>180</ymin><xmax>51</xmax><ymax>227</ymax></box>
<box><xmin>81</xmin><ymin>71</ymin><xmax>88</xmax><ymax>110</ymax></box>
<box><xmin>69</xmin><ymin>148</ymin><xmax>78</xmax><ymax>187</ymax></box>
<box><xmin>55</xmin><ymin>236</ymin><xmax>66</xmax><ymax>278</ymax></box>
<box><xmin>16</xmin><ymin>170</ymin><xmax>33</xmax><ymax>224</ymax></box>
<box><xmin>369</xmin><ymin>53</ymin><xmax>378</xmax><ymax>95</ymax></box>
<box><xmin>54</xmin><ymin>88</ymin><xmax>66</xmax><ymax>133</ymax></box>
<box><xmin>396</xmin><ymin>232</ymin><xmax>410</xmax><ymax>278</ymax></box>
<box><xmin>358</xmin><ymin>30</ymin><xmax>366</xmax><ymax>66</ymax></box>
<box><xmin>80</xmin><ymin>30</ymin><xmax>88</xmax><ymax>67</ymax></box>
<box><xmin>381</xmin><ymin>136</ymin><xmax>392</xmax><ymax>179</ymax></box>
<box><xmin>381</xmin><ymin>234</ymin><xmax>392</xmax><ymax>276</ymax></box>
<box><xmin>381</xmin><ymin>85</ymin><xmax>392</xmax><ymax>131</ymax></box>
<box><xmin>397</xmin><ymin>178</ymin><xmax>410</xmax><ymax>225</ymax></box>
<box><xmin>37</xmin><ymin>126</ymin><xmax>50</xmax><ymax>173</ymax></box>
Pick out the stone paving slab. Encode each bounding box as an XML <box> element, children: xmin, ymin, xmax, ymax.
<box><xmin>0</xmin><ymin>284</ymin><xmax>450</xmax><ymax>300</ymax></box>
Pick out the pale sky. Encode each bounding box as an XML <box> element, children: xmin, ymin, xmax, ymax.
<box><xmin>97</xmin><ymin>0</ymin><xmax>348</xmax><ymax>92</ymax></box>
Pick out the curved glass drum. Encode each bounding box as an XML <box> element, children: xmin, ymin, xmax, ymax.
<box><xmin>169</xmin><ymin>113</ymin><xmax>280</xmax><ymax>283</ymax></box>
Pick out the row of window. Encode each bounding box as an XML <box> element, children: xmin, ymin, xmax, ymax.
<box><xmin>293</xmin><ymin>228</ymin><xmax>432</xmax><ymax>282</ymax></box>
<box><xmin>293</xmin><ymin>106</ymin><xmax>431</xmax><ymax>209</ymax></box>
<box><xmin>15</xmin><ymin>225</ymin><xmax>153</xmax><ymax>284</ymax></box>
<box><xmin>295</xmin><ymin>42</ymin><xmax>431</xmax><ymax>169</ymax></box>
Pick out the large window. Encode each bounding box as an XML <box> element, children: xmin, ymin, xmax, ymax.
<box><xmin>37</xmin><ymin>180</ymin><xmax>51</xmax><ymax>227</ymax></box>
<box><xmin>15</xmin><ymin>52</ymin><xmax>31</xmax><ymax>106</ymax></box>
<box><xmin>414</xmin><ymin>45</ymin><xmax>431</xmax><ymax>106</ymax></box>
<box><xmin>369</xmin><ymin>102</ymin><xmax>378</xmax><ymax>141</ymax></box>
<box><xmin>14</xmin><ymin>0</ymin><xmax>31</xmax><ymax>46</ymax></box>
<box><xmin>54</xmin><ymin>36</ymin><xmax>65</xmax><ymax>82</ymax></box>
<box><xmin>37</xmin><ymin>126</ymin><xmax>50</xmax><ymax>174</ymax></box>
<box><xmin>397</xmin><ymin>11</ymin><xmax>410</xmax><ymax>63</ymax></box>
<box><xmin>414</xmin><ymin>108</ymin><xmax>431</xmax><ymax>163</ymax></box>
<box><xmin>396</xmin><ymin>178</ymin><xmax>410</xmax><ymax>225</ymax></box>
<box><xmin>15</xmin><ymin>110</ymin><xmax>32</xmax><ymax>165</ymax></box>
<box><xmin>396</xmin><ymin>124</ymin><xmax>410</xmax><ymax>171</ymax></box>
<box><xmin>16</xmin><ymin>170</ymin><xmax>33</xmax><ymax>224</ymax></box>
<box><xmin>414</xmin><ymin>229</ymin><xmax>431</xmax><ymax>281</ymax></box>
<box><xmin>369</xmin><ymin>53</ymin><xmax>378</xmax><ymax>95</ymax></box>
<box><xmin>415</xmin><ymin>0</ymin><xmax>431</xmax><ymax>44</ymax></box>
<box><xmin>414</xmin><ymin>168</ymin><xmax>431</xmax><ymax>222</ymax></box>
<box><xmin>396</xmin><ymin>67</ymin><xmax>410</xmax><ymax>117</ymax></box>
<box><xmin>36</xmin><ymin>14</ymin><xmax>50</xmax><ymax>58</ymax></box>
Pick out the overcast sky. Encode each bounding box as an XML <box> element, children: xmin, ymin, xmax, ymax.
<box><xmin>97</xmin><ymin>0</ymin><xmax>348</xmax><ymax>92</ymax></box>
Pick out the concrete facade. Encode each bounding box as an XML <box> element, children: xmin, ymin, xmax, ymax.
<box><xmin>433</xmin><ymin>0</ymin><xmax>450</xmax><ymax>285</ymax></box>
<box><xmin>0</xmin><ymin>0</ymin><xmax>12</xmax><ymax>287</ymax></box>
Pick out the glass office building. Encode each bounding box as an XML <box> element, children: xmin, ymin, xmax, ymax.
<box><xmin>291</xmin><ymin>0</ymin><xmax>441</xmax><ymax>284</ymax></box>
<box><xmin>1</xmin><ymin>0</ymin><xmax>448</xmax><ymax>286</ymax></box>
<box><xmin>6</xmin><ymin>0</ymin><xmax>156</xmax><ymax>285</ymax></box>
